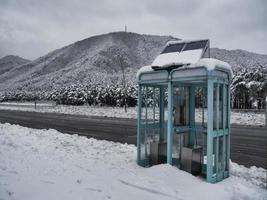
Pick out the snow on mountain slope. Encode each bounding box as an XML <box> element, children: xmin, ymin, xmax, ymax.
<box><xmin>210</xmin><ymin>48</ymin><xmax>267</xmax><ymax>73</ymax></box>
<box><xmin>0</xmin><ymin>32</ymin><xmax>175</xmax><ymax>92</ymax></box>
<box><xmin>0</xmin><ymin>55</ymin><xmax>30</xmax><ymax>75</ymax></box>
<box><xmin>0</xmin><ymin>32</ymin><xmax>266</xmax><ymax>105</ymax></box>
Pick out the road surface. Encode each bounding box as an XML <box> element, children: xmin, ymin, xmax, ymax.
<box><xmin>0</xmin><ymin>109</ymin><xmax>266</xmax><ymax>169</ymax></box>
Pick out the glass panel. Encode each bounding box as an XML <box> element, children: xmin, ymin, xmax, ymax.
<box><xmin>200</xmin><ymin>134</ymin><xmax>207</xmax><ymax>174</ymax></box>
<box><xmin>213</xmin><ymin>137</ymin><xmax>217</xmax><ymax>175</ymax></box>
<box><xmin>194</xmin><ymin>87</ymin><xmax>207</xmax><ymax>127</ymax></box>
<box><xmin>225</xmin><ymin>135</ymin><xmax>229</xmax><ymax>171</ymax></box>
<box><xmin>164</xmin><ymin>87</ymin><xmax>168</xmax><ymax>123</ymax></box>
<box><xmin>218</xmin><ymin>136</ymin><xmax>224</xmax><ymax>172</ymax></box>
<box><xmin>154</xmin><ymin>87</ymin><xmax>160</xmax><ymax>123</ymax></box>
<box><xmin>213</xmin><ymin>84</ymin><xmax>224</xmax><ymax>130</ymax></box>
<box><xmin>140</xmin><ymin>128</ymin><xmax>147</xmax><ymax>163</ymax></box>
<box><xmin>173</xmin><ymin>86</ymin><xmax>190</xmax><ymax>126</ymax></box>
<box><xmin>140</xmin><ymin>86</ymin><xmax>166</xmax><ymax>166</ymax></box>
<box><xmin>172</xmin><ymin>134</ymin><xmax>181</xmax><ymax>166</ymax></box>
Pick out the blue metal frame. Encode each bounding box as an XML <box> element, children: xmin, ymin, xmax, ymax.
<box><xmin>167</xmin><ymin>80</ymin><xmax>173</xmax><ymax>164</ymax></box>
<box><xmin>137</xmin><ymin>84</ymin><xmax>142</xmax><ymax>165</ymax></box>
<box><xmin>189</xmin><ymin>85</ymin><xmax>196</xmax><ymax>145</ymax></box>
<box><xmin>207</xmin><ymin>78</ymin><xmax>215</xmax><ymax>183</ymax></box>
<box><xmin>159</xmin><ymin>86</ymin><xmax>165</xmax><ymax>141</ymax></box>
<box><xmin>137</xmin><ymin>65</ymin><xmax>231</xmax><ymax>183</ymax></box>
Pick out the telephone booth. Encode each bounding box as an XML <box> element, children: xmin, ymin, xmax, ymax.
<box><xmin>136</xmin><ymin>40</ymin><xmax>232</xmax><ymax>183</ymax></box>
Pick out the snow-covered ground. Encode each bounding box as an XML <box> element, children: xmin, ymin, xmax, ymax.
<box><xmin>0</xmin><ymin>123</ymin><xmax>266</xmax><ymax>200</ymax></box>
<box><xmin>0</xmin><ymin>102</ymin><xmax>265</xmax><ymax>126</ymax></box>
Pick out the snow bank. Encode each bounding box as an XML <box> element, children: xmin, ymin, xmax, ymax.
<box><xmin>0</xmin><ymin>102</ymin><xmax>54</xmax><ymax>106</ymax></box>
<box><xmin>230</xmin><ymin>161</ymin><xmax>267</xmax><ymax>188</ymax></box>
<box><xmin>0</xmin><ymin>123</ymin><xmax>266</xmax><ymax>200</ymax></box>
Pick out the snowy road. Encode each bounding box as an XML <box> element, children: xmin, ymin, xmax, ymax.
<box><xmin>0</xmin><ymin>109</ymin><xmax>266</xmax><ymax>169</ymax></box>
<box><xmin>0</xmin><ymin>103</ymin><xmax>265</xmax><ymax>126</ymax></box>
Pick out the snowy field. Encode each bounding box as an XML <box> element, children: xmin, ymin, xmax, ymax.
<box><xmin>0</xmin><ymin>123</ymin><xmax>266</xmax><ymax>200</ymax></box>
<box><xmin>0</xmin><ymin>102</ymin><xmax>265</xmax><ymax>126</ymax></box>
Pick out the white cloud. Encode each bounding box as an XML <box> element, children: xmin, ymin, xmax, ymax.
<box><xmin>0</xmin><ymin>0</ymin><xmax>266</xmax><ymax>59</ymax></box>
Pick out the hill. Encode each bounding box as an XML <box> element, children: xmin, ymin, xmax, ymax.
<box><xmin>0</xmin><ymin>32</ymin><xmax>175</xmax><ymax>92</ymax></box>
<box><xmin>0</xmin><ymin>32</ymin><xmax>266</xmax><ymax>108</ymax></box>
<box><xmin>0</xmin><ymin>55</ymin><xmax>30</xmax><ymax>75</ymax></box>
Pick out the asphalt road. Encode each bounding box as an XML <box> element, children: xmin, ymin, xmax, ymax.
<box><xmin>0</xmin><ymin>109</ymin><xmax>266</xmax><ymax>169</ymax></box>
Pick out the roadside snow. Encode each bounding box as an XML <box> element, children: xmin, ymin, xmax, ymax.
<box><xmin>0</xmin><ymin>123</ymin><xmax>266</xmax><ymax>200</ymax></box>
<box><xmin>0</xmin><ymin>102</ymin><xmax>55</xmax><ymax>106</ymax></box>
<box><xmin>0</xmin><ymin>103</ymin><xmax>265</xmax><ymax>126</ymax></box>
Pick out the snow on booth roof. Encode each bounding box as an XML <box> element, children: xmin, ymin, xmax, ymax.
<box><xmin>137</xmin><ymin>39</ymin><xmax>233</xmax><ymax>79</ymax></box>
<box><xmin>137</xmin><ymin>58</ymin><xmax>233</xmax><ymax>79</ymax></box>
<box><xmin>189</xmin><ymin>58</ymin><xmax>233</xmax><ymax>76</ymax></box>
<box><xmin>152</xmin><ymin>49</ymin><xmax>203</xmax><ymax>67</ymax></box>
<box><xmin>136</xmin><ymin>65</ymin><xmax>153</xmax><ymax>79</ymax></box>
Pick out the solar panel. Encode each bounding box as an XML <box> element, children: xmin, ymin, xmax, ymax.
<box><xmin>161</xmin><ymin>42</ymin><xmax>185</xmax><ymax>54</ymax></box>
<box><xmin>151</xmin><ymin>39</ymin><xmax>210</xmax><ymax>68</ymax></box>
<box><xmin>183</xmin><ymin>40</ymin><xmax>208</xmax><ymax>51</ymax></box>
<box><xmin>161</xmin><ymin>39</ymin><xmax>209</xmax><ymax>55</ymax></box>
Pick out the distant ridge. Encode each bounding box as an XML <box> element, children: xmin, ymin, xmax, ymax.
<box><xmin>0</xmin><ymin>55</ymin><xmax>30</xmax><ymax>75</ymax></box>
<box><xmin>0</xmin><ymin>32</ymin><xmax>266</xmax><ymax>94</ymax></box>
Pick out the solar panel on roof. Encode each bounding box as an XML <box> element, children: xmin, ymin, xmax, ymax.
<box><xmin>161</xmin><ymin>43</ymin><xmax>185</xmax><ymax>54</ymax></box>
<box><xmin>151</xmin><ymin>39</ymin><xmax>210</xmax><ymax>69</ymax></box>
<box><xmin>183</xmin><ymin>40</ymin><xmax>208</xmax><ymax>51</ymax></box>
<box><xmin>161</xmin><ymin>39</ymin><xmax>209</xmax><ymax>54</ymax></box>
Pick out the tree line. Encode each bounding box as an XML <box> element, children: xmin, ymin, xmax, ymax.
<box><xmin>0</xmin><ymin>68</ymin><xmax>266</xmax><ymax>109</ymax></box>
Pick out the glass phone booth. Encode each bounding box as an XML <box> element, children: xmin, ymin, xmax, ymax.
<box><xmin>137</xmin><ymin>62</ymin><xmax>232</xmax><ymax>183</ymax></box>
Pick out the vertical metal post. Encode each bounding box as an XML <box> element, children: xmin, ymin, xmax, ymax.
<box><xmin>145</xmin><ymin>87</ymin><xmax>148</xmax><ymax>158</ymax></box>
<box><xmin>222</xmin><ymin>84</ymin><xmax>226</xmax><ymax>175</ymax></box>
<box><xmin>167</xmin><ymin>81</ymin><xmax>173</xmax><ymax>165</ymax></box>
<box><xmin>159</xmin><ymin>86</ymin><xmax>165</xmax><ymax>141</ymax></box>
<box><xmin>202</xmin><ymin>87</ymin><xmax>205</xmax><ymax>127</ymax></box>
<box><xmin>189</xmin><ymin>85</ymin><xmax>195</xmax><ymax>145</ymax></box>
<box><xmin>227</xmin><ymin>84</ymin><xmax>231</xmax><ymax>172</ymax></box>
<box><xmin>202</xmin><ymin>86</ymin><xmax>205</xmax><ymax>172</ymax></box>
<box><xmin>153</xmin><ymin>87</ymin><xmax>156</xmax><ymax>141</ymax></box>
<box><xmin>216</xmin><ymin>84</ymin><xmax>220</xmax><ymax>130</ymax></box>
<box><xmin>215</xmin><ymin>83</ymin><xmax>219</xmax><ymax>181</ymax></box>
<box><xmin>207</xmin><ymin>78</ymin><xmax>214</xmax><ymax>183</ymax></box>
<box><xmin>137</xmin><ymin>84</ymin><xmax>142</xmax><ymax>164</ymax></box>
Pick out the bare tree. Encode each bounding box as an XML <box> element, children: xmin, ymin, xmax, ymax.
<box><xmin>115</xmin><ymin>54</ymin><xmax>128</xmax><ymax>112</ymax></box>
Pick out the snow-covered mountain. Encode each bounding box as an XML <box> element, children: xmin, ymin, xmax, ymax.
<box><xmin>210</xmin><ymin>48</ymin><xmax>267</xmax><ymax>73</ymax></box>
<box><xmin>0</xmin><ymin>32</ymin><xmax>175</xmax><ymax>92</ymax></box>
<box><xmin>0</xmin><ymin>55</ymin><xmax>30</xmax><ymax>75</ymax></box>
<box><xmin>0</xmin><ymin>32</ymin><xmax>266</xmax><ymax>108</ymax></box>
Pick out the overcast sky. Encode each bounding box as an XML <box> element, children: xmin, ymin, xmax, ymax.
<box><xmin>0</xmin><ymin>0</ymin><xmax>266</xmax><ymax>60</ymax></box>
